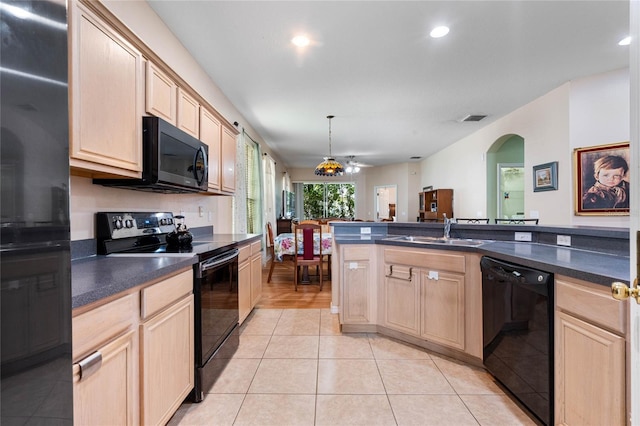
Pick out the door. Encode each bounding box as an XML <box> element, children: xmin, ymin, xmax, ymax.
<box><xmin>497</xmin><ymin>163</ymin><xmax>524</xmax><ymax>220</ymax></box>
<box><xmin>375</xmin><ymin>185</ymin><xmax>397</xmax><ymax>221</ymax></box>
<box><xmin>628</xmin><ymin>4</ymin><xmax>639</xmax><ymax>424</ymax></box>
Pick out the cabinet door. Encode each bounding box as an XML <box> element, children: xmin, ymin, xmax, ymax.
<box><xmin>140</xmin><ymin>295</ymin><xmax>194</xmax><ymax>426</ymax></box>
<box><xmin>221</xmin><ymin>126</ymin><xmax>237</xmax><ymax>193</ymax></box>
<box><xmin>145</xmin><ymin>61</ymin><xmax>177</xmax><ymax>124</ymax></box>
<box><xmin>250</xmin><ymin>252</ymin><xmax>262</xmax><ymax>308</ymax></box>
<box><xmin>555</xmin><ymin>311</ymin><xmax>625</xmax><ymax>426</ymax></box>
<box><xmin>73</xmin><ymin>330</ymin><xmax>137</xmax><ymax>426</ymax></box>
<box><xmin>177</xmin><ymin>88</ymin><xmax>200</xmax><ymax>138</ymax></box>
<box><xmin>383</xmin><ymin>264</ymin><xmax>419</xmax><ymax>335</ymax></box>
<box><xmin>420</xmin><ymin>270</ymin><xmax>465</xmax><ymax>350</ymax></box>
<box><xmin>200</xmin><ymin>108</ymin><xmax>222</xmax><ymax>191</ymax></box>
<box><xmin>238</xmin><ymin>258</ymin><xmax>252</xmax><ymax>324</ymax></box>
<box><xmin>342</xmin><ymin>260</ymin><xmax>370</xmax><ymax>323</ymax></box>
<box><xmin>70</xmin><ymin>1</ymin><xmax>142</xmax><ymax>176</ymax></box>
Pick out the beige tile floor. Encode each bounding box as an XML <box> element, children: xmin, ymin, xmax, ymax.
<box><xmin>168</xmin><ymin>308</ymin><xmax>537</xmax><ymax>426</ymax></box>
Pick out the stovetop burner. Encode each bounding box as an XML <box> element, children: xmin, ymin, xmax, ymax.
<box><xmin>96</xmin><ymin>212</ymin><xmax>237</xmax><ymax>259</ymax></box>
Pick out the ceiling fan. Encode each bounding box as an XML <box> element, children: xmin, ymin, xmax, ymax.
<box><xmin>344</xmin><ymin>156</ymin><xmax>372</xmax><ymax>173</ymax></box>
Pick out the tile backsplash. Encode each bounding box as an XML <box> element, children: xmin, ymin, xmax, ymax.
<box><xmin>70</xmin><ymin>176</ymin><xmax>233</xmax><ymax>241</ymax></box>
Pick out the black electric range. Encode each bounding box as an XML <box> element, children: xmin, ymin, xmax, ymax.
<box><xmin>96</xmin><ymin>212</ymin><xmax>237</xmax><ymax>259</ymax></box>
<box><xmin>96</xmin><ymin>212</ymin><xmax>240</xmax><ymax>402</ymax></box>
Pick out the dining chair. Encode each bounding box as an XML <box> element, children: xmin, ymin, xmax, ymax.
<box><xmin>455</xmin><ymin>218</ymin><xmax>490</xmax><ymax>224</ymax></box>
<box><xmin>266</xmin><ymin>222</ymin><xmax>277</xmax><ymax>283</ymax></box>
<box><xmin>293</xmin><ymin>223</ymin><xmax>323</xmax><ymax>291</ymax></box>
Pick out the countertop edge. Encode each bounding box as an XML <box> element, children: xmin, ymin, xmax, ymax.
<box><xmin>335</xmin><ymin>236</ymin><xmax>629</xmax><ymax>286</ymax></box>
<box><xmin>72</xmin><ymin>234</ymin><xmax>261</xmax><ymax>309</ymax></box>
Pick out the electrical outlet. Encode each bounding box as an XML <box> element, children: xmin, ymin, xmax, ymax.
<box><xmin>514</xmin><ymin>232</ymin><xmax>532</xmax><ymax>242</ymax></box>
<box><xmin>360</xmin><ymin>227</ymin><xmax>371</xmax><ymax>234</ymax></box>
<box><xmin>557</xmin><ymin>235</ymin><xmax>571</xmax><ymax>246</ymax></box>
<box><xmin>198</xmin><ymin>206</ymin><xmax>204</xmax><ymax>217</ymax></box>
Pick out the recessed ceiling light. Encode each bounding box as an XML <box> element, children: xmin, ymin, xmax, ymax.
<box><xmin>618</xmin><ymin>36</ymin><xmax>631</xmax><ymax>46</ymax></box>
<box><xmin>291</xmin><ymin>35</ymin><xmax>310</xmax><ymax>47</ymax></box>
<box><xmin>430</xmin><ymin>26</ymin><xmax>449</xmax><ymax>38</ymax></box>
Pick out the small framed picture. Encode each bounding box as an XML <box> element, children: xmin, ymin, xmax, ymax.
<box><xmin>533</xmin><ymin>161</ymin><xmax>558</xmax><ymax>192</ymax></box>
<box><xmin>574</xmin><ymin>142</ymin><xmax>630</xmax><ymax>215</ymax></box>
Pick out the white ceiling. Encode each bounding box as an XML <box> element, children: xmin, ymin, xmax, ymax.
<box><xmin>147</xmin><ymin>1</ymin><xmax>629</xmax><ymax>169</ymax></box>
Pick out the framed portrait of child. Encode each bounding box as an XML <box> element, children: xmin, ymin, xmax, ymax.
<box><xmin>574</xmin><ymin>142</ymin><xmax>630</xmax><ymax>215</ymax></box>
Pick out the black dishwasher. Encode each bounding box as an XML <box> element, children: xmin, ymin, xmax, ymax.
<box><xmin>481</xmin><ymin>256</ymin><xmax>554</xmax><ymax>426</ymax></box>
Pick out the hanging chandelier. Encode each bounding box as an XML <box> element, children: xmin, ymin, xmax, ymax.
<box><xmin>314</xmin><ymin>115</ymin><xmax>344</xmax><ymax>176</ymax></box>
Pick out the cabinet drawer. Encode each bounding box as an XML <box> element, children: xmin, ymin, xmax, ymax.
<box><xmin>73</xmin><ymin>292</ymin><xmax>139</xmax><ymax>361</ymax></box>
<box><xmin>343</xmin><ymin>246</ymin><xmax>370</xmax><ymax>261</ymax></box>
<box><xmin>384</xmin><ymin>248</ymin><xmax>465</xmax><ymax>273</ymax></box>
<box><xmin>556</xmin><ymin>275</ymin><xmax>626</xmax><ymax>335</ymax></box>
<box><xmin>239</xmin><ymin>244</ymin><xmax>251</xmax><ymax>263</ymax></box>
<box><xmin>141</xmin><ymin>270</ymin><xmax>192</xmax><ymax>320</ymax></box>
<box><xmin>251</xmin><ymin>240</ymin><xmax>262</xmax><ymax>255</ymax></box>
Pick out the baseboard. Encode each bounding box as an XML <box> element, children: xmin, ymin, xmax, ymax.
<box><xmin>330</xmin><ymin>303</ymin><xmax>339</xmax><ymax>314</ymax></box>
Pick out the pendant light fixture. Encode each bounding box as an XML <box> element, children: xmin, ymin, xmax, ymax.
<box><xmin>314</xmin><ymin>115</ymin><xmax>344</xmax><ymax>176</ymax></box>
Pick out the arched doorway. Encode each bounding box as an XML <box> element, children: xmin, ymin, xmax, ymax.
<box><xmin>486</xmin><ymin>134</ymin><xmax>524</xmax><ymax>221</ymax></box>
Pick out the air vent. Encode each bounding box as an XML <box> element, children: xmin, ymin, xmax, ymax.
<box><xmin>410</xmin><ymin>156</ymin><xmax>422</xmax><ymax>160</ymax></box>
<box><xmin>461</xmin><ymin>114</ymin><xmax>487</xmax><ymax>122</ymax></box>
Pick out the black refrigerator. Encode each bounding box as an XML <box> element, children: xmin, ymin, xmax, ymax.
<box><xmin>1</xmin><ymin>0</ymin><xmax>73</xmax><ymax>424</ymax></box>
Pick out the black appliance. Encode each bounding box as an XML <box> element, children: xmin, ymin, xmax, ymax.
<box><xmin>96</xmin><ymin>212</ymin><xmax>240</xmax><ymax>402</ymax></box>
<box><xmin>1</xmin><ymin>0</ymin><xmax>73</xmax><ymax>423</ymax></box>
<box><xmin>481</xmin><ymin>256</ymin><xmax>554</xmax><ymax>425</ymax></box>
<box><xmin>94</xmin><ymin>116</ymin><xmax>208</xmax><ymax>193</ymax></box>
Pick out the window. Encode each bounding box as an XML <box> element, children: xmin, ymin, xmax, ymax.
<box><xmin>245</xmin><ymin>136</ymin><xmax>262</xmax><ymax>234</ymax></box>
<box><xmin>300</xmin><ymin>183</ymin><xmax>355</xmax><ymax>219</ymax></box>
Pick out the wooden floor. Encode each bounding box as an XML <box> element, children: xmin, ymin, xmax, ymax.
<box><xmin>257</xmin><ymin>259</ymin><xmax>332</xmax><ymax>309</ymax></box>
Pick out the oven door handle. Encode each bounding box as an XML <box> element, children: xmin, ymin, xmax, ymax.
<box><xmin>200</xmin><ymin>248</ymin><xmax>239</xmax><ymax>272</ymax></box>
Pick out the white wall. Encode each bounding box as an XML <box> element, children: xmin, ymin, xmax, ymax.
<box><xmin>420</xmin><ymin>68</ymin><xmax>629</xmax><ymax>227</ymax></box>
<box><xmin>70</xmin><ymin>176</ymin><xmax>233</xmax><ymax>241</ymax></box>
<box><xmin>364</xmin><ymin>163</ymin><xmax>417</xmax><ymax>223</ymax></box>
<box><xmin>569</xmin><ymin>68</ymin><xmax>630</xmax><ymax>227</ymax></box>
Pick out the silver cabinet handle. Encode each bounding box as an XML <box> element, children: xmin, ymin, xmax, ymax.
<box><xmin>385</xmin><ymin>265</ymin><xmax>413</xmax><ymax>282</ymax></box>
<box><xmin>78</xmin><ymin>351</ymin><xmax>102</xmax><ymax>381</ymax></box>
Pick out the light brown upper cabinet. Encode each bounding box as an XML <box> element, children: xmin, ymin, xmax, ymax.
<box><xmin>177</xmin><ymin>88</ymin><xmax>200</xmax><ymax>139</ymax></box>
<box><xmin>199</xmin><ymin>108</ymin><xmax>222</xmax><ymax>192</ymax></box>
<box><xmin>145</xmin><ymin>61</ymin><xmax>177</xmax><ymax>125</ymax></box>
<box><xmin>221</xmin><ymin>126</ymin><xmax>237</xmax><ymax>193</ymax></box>
<box><xmin>69</xmin><ymin>1</ymin><xmax>143</xmax><ymax>178</ymax></box>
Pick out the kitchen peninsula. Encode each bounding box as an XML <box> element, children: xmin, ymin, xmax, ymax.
<box><xmin>331</xmin><ymin>221</ymin><xmax>629</xmax><ymax>425</ymax></box>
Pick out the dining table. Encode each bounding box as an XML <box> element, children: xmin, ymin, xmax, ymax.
<box><xmin>273</xmin><ymin>232</ymin><xmax>333</xmax><ymax>262</ymax></box>
<box><xmin>273</xmin><ymin>232</ymin><xmax>333</xmax><ymax>283</ymax></box>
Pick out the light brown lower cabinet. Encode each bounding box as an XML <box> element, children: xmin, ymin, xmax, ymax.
<box><xmin>382</xmin><ymin>264</ymin><xmax>420</xmax><ymax>335</ymax></box>
<box><xmin>73</xmin><ymin>329</ymin><xmax>138</xmax><ymax>425</ymax></box>
<box><xmin>340</xmin><ymin>245</ymin><xmax>376</xmax><ymax>327</ymax></box>
<box><xmin>381</xmin><ymin>247</ymin><xmax>469</xmax><ymax>352</ymax></box>
<box><xmin>239</xmin><ymin>240</ymin><xmax>263</xmax><ymax>324</ymax></box>
<box><xmin>555</xmin><ymin>276</ymin><xmax>627</xmax><ymax>426</ymax></box>
<box><xmin>140</xmin><ymin>295</ymin><xmax>194</xmax><ymax>426</ymax></box>
<box><xmin>419</xmin><ymin>269</ymin><xmax>465</xmax><ymax>350</ymax></box>
<box><xmin>250</xmin><ymin>241</ymin><xmax>263</xmax><ymax>308</ymax></box>
<box><xmin>72</xmin><ymin>269</ymin><xmax>193</xmax><ymax>425</ymax></box>
<box><xmin>238</xmin><ymin>244</ymin><xmax>252</xmax><ymax>324</ymax></box>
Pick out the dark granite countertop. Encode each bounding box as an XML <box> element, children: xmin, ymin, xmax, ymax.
<box><xmin>71</xmin><ymin>233</ymin><xmax>261</xmax><ymax>309</ymax></box>
<box><xmin>335</xmin><ymin>234</ymin><xmax>629</xmax><ymax>287</ymax></box>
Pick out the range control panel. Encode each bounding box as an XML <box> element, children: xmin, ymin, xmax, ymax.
<box><xmin>96</xmin><ymin>212</ymin><xmax>176</xmax><ymax>240</ymax></box>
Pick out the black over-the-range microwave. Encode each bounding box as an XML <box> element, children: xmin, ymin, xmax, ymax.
<box><xmin>94</xmin><ymin>117</ymin><xmax>209</xmax><ymax>193</ymax></box>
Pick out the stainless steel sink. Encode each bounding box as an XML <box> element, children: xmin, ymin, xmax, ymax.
<box><xmin>384</xmin><ymin>235</ymin><xmax>486</xmax><ymax>247</ymax></box>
